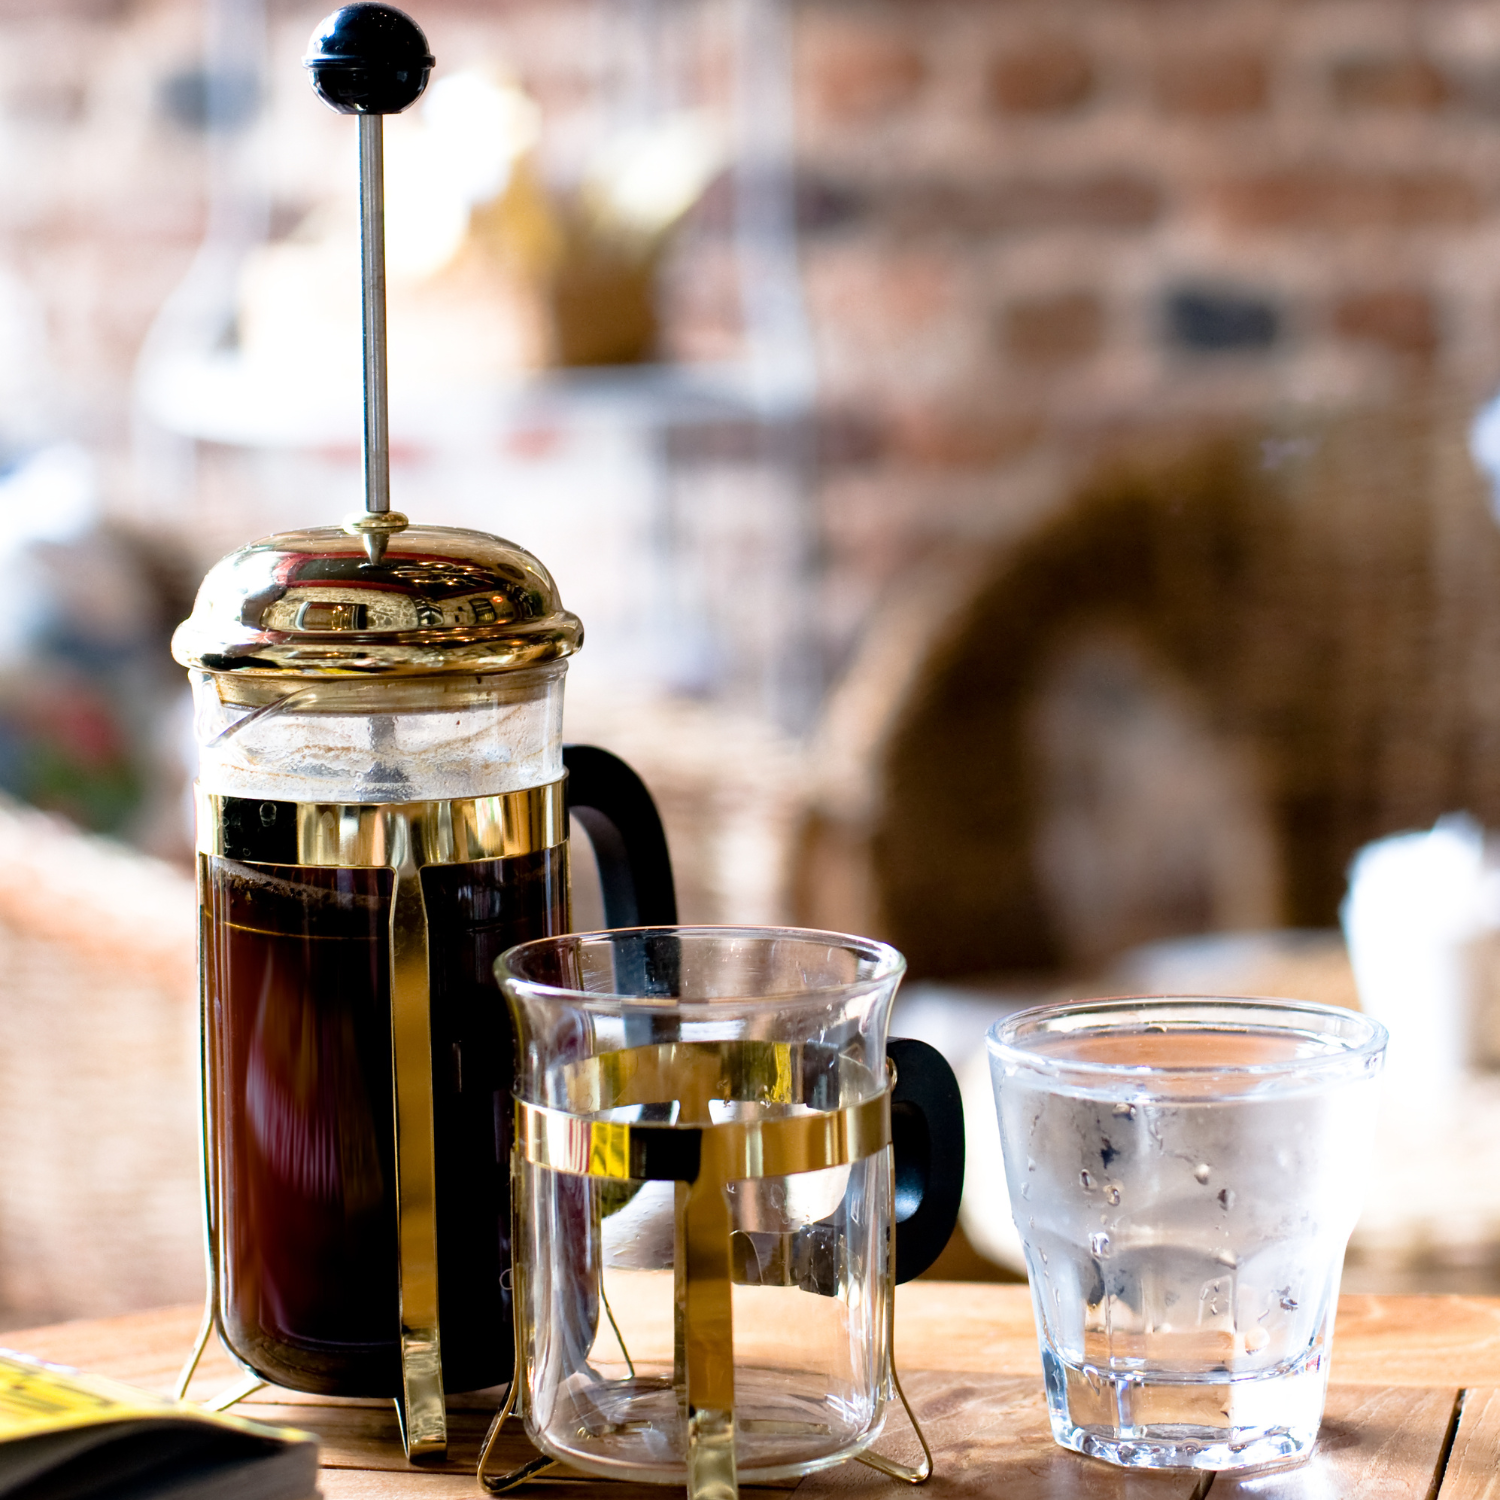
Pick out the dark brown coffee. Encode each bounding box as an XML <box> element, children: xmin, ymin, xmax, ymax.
<box><xmin>202</xmin><ymin>847</ymin><xmax>566</xmax><ymax>1397</ymax></box>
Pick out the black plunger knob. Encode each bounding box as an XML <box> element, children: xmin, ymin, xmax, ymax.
<box><xmin>304</xmin><ymin>4</ymin><xmax>434</xmax><ymax>115</ymax></box>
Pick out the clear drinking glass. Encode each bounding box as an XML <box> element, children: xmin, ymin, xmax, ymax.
<box><xmin>498</xmin><ymin>927</ymin><xmax>905</xmax><ymax>1488</ymax></box>
<box><xmin>988</xmin><ymin>996</ymin><xmax>1386</xmax><ymax>1472</ymax></box>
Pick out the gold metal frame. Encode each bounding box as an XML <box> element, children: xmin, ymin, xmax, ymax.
<box><xmin>178</xmin><ymin>777</ymin><xmax>567</xmax><ymax>1462</ymax></box>
<box><xmin>479</xmin><ymin>1041</ymin><xmax>935</xmax><ymax>1498</ymax></box>
<box><xmin>195</xmin><ymin>782</ymin><xmax>565</xmax><ymax>867</ymax></box>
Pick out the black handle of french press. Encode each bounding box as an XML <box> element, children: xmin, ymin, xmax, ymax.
<box><xmin>563</xmin><ymin>744</ymin><xmax>678</xmax><ymax>929</ymax></box>
<box><xmin>888</xmin><ymin>1037</ymin><xmax>965</xmax><ymax>1283</ymax></box>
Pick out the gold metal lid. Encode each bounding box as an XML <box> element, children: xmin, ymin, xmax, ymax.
<box><xmin>171</xmin><ymin>523</ymin><xmax>583</xmax><ymax>677</ymax></box>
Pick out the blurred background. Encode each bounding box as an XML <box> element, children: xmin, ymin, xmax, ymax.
<box><xmin>6</xmin><ymin>0</ymin><xmax>1500</xmax><ymax>1325</ymax></box>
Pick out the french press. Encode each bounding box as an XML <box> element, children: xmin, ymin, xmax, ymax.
<box><xmin>170</xmin><ymin>3</ymin><xmax>675</xmax><ymax>1462</ymax></box>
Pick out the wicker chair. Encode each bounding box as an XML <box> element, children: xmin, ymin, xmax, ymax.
<box><xmin>796</xmin><ymin>402</ymin><xmax>1500</xmax><ymax>981</ymax></box>
<box><xmin>0</xmin><ymin>797</ymin><xmax>201</xmax><ymax>1326</ymax></box>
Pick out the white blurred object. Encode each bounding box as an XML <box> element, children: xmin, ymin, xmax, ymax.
<box><xmin>384</xmin><ymin>70</ymin><xmax>543</xmax><ymax>279</ymax></box>
<box><xmin>601</xmin><ymin>1180</ymin><xmax>677</xmax><ymax>1270</ymax></box>
<box><xmin>0</xmin><ymin>443</ymin><xmax>96</xmax><ymax>550</ymax></box>
<box><xmin>0</xmin><ymin>443</ymin><xmax>98</xmax><ymax>668</ymax></box>
<box><xmin>1341</xmin><ymin>815</ymin><xmax>1494</xmax><ymax>1127</ymax></box>
<box><xmin>1471</xmin><ymin>393</ymin><xmax>1500</xmax><ymax>518</ymax></box>
<box><xmin>957</xmin><ymin>1045</ymin><xmax>1025</xmax><ymax>1273</ymax></box>
<box><xmin>890</xmin><ymin>981</ymin><xmax>1037</xmax><ymax>1275</ymax></box>
<box><xmin>0</xmin><ymin>270</ymin><xmax>52</xmax><ymax>451</ymax></box>
<box><xmin>409</xmin><ymin>73</ymin><xmax>539</xmax><ymax>229</ymax></box>
<box><xmin>580</xmin><ymin>111</ymin><xmax>725</xmax><ymax>246</ymax></box>
<box><xmin>227</xmin><ymin>68</ymin><xmax>553</xmax><ymax>415</ymax></box>
<box><xmin>1338</xmin><ymin>818</ymin><xmax>1500</xmax><ymax>1284</ymax></box>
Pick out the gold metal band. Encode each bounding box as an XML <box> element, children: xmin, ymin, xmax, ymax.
<box><xmin>515</xmin><ymin>1092</ymin><xmax>892</xmax><ymax>1182</ymax></box>
<box><xmin>195</xmin><ymin>779</ymin><xmax>566</xmax><ymax>866</ymax></box>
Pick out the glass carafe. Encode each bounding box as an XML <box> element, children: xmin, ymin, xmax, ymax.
<box><xmin>490</xmin><ymin>926</ymin><xmax>965</xmax><ymax>1499</ymax></box>
<box><xmin>172</xmin><ymin>523</ymin><xmax>675</xmax><ymax>1458</ymax></box>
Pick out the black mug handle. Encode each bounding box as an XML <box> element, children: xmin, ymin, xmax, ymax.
<box><xmin>887</xmin><ymin>1037</ymin><xmax>965</xmax><ymax>1283</ymax></box>
<box><xmin>563</xmin><ymin>744</ymin><xmax>678</xmax><ymax>928</ymax></box>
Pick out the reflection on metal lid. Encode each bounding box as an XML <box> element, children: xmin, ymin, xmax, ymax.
<box><xmin>172</xmin><ymin>522</ymin><xmax>582</xmax><ymax>676</ymax></box>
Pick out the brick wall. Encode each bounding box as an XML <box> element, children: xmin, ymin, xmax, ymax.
<box><xmin>794</xmin><ymin>0</ymin><xmax>1500</xmax><ymax>659</ymax></box>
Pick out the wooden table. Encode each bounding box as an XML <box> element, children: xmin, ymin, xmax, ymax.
<box><xmin>7</xmin><ymin>1285</ymin><xmax>1500</xmax><ymax>1497</ymax></box>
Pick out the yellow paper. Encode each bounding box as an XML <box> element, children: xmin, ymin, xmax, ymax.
<box><xmin>0</xmin><ymin>1349</ymin><xmax>309</xmax><ymax>1447</ymax></box>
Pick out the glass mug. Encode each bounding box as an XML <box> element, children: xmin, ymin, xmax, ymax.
<box><xmin>485</xmin><ymin>927</ymin><xmax>965</xmax><ymax>1499</ymax></box>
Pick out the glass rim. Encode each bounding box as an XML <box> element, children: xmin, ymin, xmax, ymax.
<box><xmin>496</xmin><ymin>923</ymin><xmax>907</xmax><ymax>1010</ymax></box>
<box><xmin>986</xmin><ymin>994</ymin><xmax>1387</xmax><ymax>1087</ymax></box>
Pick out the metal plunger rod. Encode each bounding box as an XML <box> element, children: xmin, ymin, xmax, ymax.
<box><xmin>305</xmin><ymin>2</ymin><xmax>433</xmax><ymax>564</ymax></box>
<box><xmin>359</xmin><ymin>112</ymin><xmax>391</xmax><ymax>518</ymax></box>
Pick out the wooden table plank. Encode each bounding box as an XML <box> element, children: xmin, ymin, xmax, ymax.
<box><xmin>0</xmin><ymin>1304</ymin><xmax>217</xmax><ymax>1394</ymax></box>
<box><xmin>317</xmin><ymin>1474</ymin><xmax>483</xmax><ymax>1498</ymax></box>
<box><xmin>316</xmin><ymin>1472</ymin><xmax>792</xmax><ymax>1499</ymax></box>
<box><xmin>1437</xmin><ymin>1388</ymin><xmax>1500</xmax><ymax>1499</ymax></box>
<box><xmin>243</xmin><ymin>1402</ymin><xmax>494</xmax><ymax>1473</ymax></box>
<box><xmin>1331</xmin><ymin>1297</ymin><xmax>1500</xmax><ymax>1389</ymax></box>
<box><xmin>7</xmin><ymin>1290</ymin><xmax>1500</xmax><ymax>1496</ymax></box>
<box><xmin>792</xmin><ymin>1371</ymin><xmax>1203</xmax><ymax>1497</ymax></box>
<box><xmin>1212</xmin><ymin>1385</ymin><xmax>1459</xmax><ymax>1499</ymax></box>
<box><xmin>884</xmin><ymin>1287</ymin><xmax>1500</xmax><ymax>1389</ymax></box>
<box><xmin>14</xmin><ymin>1288</ymin><xmax>1500</xmax><ymax>1397</ymax></box>
<box><xmin>888</xmin><ymin>1283</ymin><xmax>1043</xmax><ymax>1379</ymax></box>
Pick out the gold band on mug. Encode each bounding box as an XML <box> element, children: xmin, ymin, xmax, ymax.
<box><xmin>489</xmin><ymin>1042</ymin><xmax>917</xmax><ymax>1500</ymax></box>
<box><xmin>187</xmin><ymin>776</ymin><xmax>566</xmax><ymax>1463</ymax></box>
<box><xmin>516</xmin><ymin>1092</ymin><xmax>892</xmax><ymax>1183</ymax></box>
